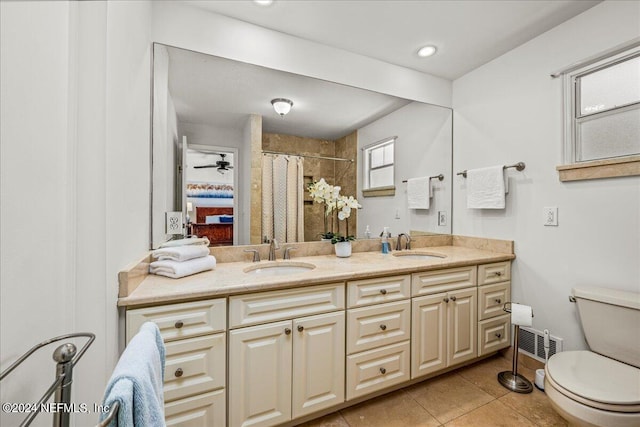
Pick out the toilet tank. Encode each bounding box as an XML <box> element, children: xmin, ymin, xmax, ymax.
<box><xmin>573</xmin><ymin>287</ymin><xmax>640</xmax><ymax>368</ymax></box>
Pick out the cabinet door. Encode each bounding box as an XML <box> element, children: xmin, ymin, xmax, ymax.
<box><xmin>229</xmin><ymin>321</ymin><xmax>292</xmax><ymax>427</ymax></box>
<box><xmin>165</xmin><ymin>389</ymin><xmax>225</xmax><ymax>427</ymax></box>
<box><xmin>447</xmin><ymin>287</ymin><xmax>477</xmax><ymax>367</ymax></box>
<box><xmin>292</xmin><ymin>312</ymin><xmax>345</xmax><ymax>419</ymax></box>
<box><xmin>411</xmin><ymin>293</ymin><xmax>447</xmax><ymax>379</ymax></box>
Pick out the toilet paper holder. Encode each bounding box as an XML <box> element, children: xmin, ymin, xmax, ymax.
<box><xmin>498</xmin><ymin>301</ymin><xmax>535</xmax><ymax>394</ymax></box>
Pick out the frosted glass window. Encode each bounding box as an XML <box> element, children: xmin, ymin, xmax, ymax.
<box><xmin>565</xmin><ymin>48</ymin><xmax>640</xmax><ymax>163</ymax></box>
<box><xmin>363</xmin><ymin>138</ymin><xmax>395</xmax><ymax>189</ymax></box>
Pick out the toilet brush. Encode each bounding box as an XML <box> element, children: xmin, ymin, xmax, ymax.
<box><xmin>535</xmin><ymin>329</ymin><xmax>550</xmax><ymax>391</ymax></box>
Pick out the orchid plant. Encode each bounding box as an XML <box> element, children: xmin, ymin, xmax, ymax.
<box><xmin>307</xmin><ymin>178</ymin><xmax>361</xmax><ymax>242</ymax></box>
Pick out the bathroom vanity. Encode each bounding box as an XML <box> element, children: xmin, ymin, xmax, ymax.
<box><xmin>119</xmin><ymin>236</ymin><xmax>513</xmax><ymax>427</ymax></box>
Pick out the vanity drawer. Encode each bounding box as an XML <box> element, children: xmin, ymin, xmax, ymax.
<box><xmin>412</xmin><ymin>267</ymin><xmax>477</xmax><ymax>297</ymax></box>
<box><xmin>165</xmin><ymin>388</ymin><xmax>226</xmax><ymax>427</ymax></box>
<box><xmin>228</xmin><ymin>282</ymin><xmax>345</xmax><ymax>328</ymax></box>
<box><xmin>478</xmin><ymin>282</ymin><xmax>511</xmax><ymax>320</ymax></box>
<box><xmin>347</xmin><ymin>300</ymin><xmax>411</xmax><ymax>355</ymax></box>
<box><xmin>347</xmin><ymin>275</ymin><xmax>411</xmax><ymax>308</ymax></box>
<box><xmin>346</xmin><ymin>341</ymin><xmax>410</xmax><ymax>400</ymax></box>
<box><xmin>164</xmin><ymin>333</ymin><xmax>226</xmax><ymax>403</ymax></box>
<box><xmin>478</xmin><ymin>314</ymin><xmax>510</xmax><ymax>356</ymax></box>
<box><xmin>478</xmin><ymin>261</ymin><xmax>511</xmax><ymax>286</ymax></box>
<box><xmin>126</xmin><ymin>299</ymin><xmax>226</xmax><ymax>343</ymax></box>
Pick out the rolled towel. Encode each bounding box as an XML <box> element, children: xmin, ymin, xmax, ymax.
<box><xmin>150</xmin><ymin>255</ymin><xmax>217</xmax><ymax>279</ymax></box>
<box><xmin>152</xmin><ymin>245</ymin><xmax>210</xmax><ymax>262</ymax></box>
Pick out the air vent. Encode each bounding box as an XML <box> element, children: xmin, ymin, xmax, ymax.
<box><xmin>517</xmin><ymin>327</ymin><xmax>563</xmax><ymax>363</ymax></box>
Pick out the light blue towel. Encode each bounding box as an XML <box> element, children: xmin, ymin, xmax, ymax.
<box><xmin>100</xmin><ymin>322</ymin><xmax>166</xmax><ymax>427</ymax></box>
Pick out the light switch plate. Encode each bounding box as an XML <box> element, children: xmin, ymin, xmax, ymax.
<box><xmin>166</xmin><ymin>211</ymin><xmax>183</xmax><ymax>234</ymax></box>
<box><xmin>543</xmin><ymin>207</ymin><xmax>558</xmax><ymax>226</ymax></box>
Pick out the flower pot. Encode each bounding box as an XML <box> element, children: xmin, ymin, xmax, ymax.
<box><xmin>334</xmin><ymin>241</ymin><xmax>352</xmax><ymax>258</ymax></box>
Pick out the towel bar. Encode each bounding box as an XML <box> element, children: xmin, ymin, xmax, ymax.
<box><xmin>96</xmin><ymin>401</ymin><xmax>119</xmax><ymax>427</ymax></box>
<box><xmin>402</xmin><ymin>173</ymin><xmax>444</xmax><ymax>183</ymax></box>
<box><xmin>457</xmin><ymin>162</ymin><xmax>526</xmax><ymax>178</ymax></box>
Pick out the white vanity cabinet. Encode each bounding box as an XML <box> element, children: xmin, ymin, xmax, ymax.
<box><xmin>126</xmin><ymin>299</ymin><xmax>227</xmax><ymax>426</ymax></box>
<box><xmin>345</xmin><ymin>276</ymin><xmax>412</xmax><ymax>400</ymax></box>
<box><xmin>477</xmin><ymin>261</ymin><xmax>511</xmax><ymax>356</ymax></box>
<box><xmin>411</xmin><ymin>268</ymin><xmax>478</xmax><ymax>378</ymax></box>
<box><xmin>228</xmin><ymin>283</ymin><xmax>346</xmax><ymax>427</ymax></box>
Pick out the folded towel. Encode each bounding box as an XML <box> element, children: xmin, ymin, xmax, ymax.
<box><xmin>407</xmin><ymin>176</ymin><xmax>432</xmax><ymax>209</ymax></box>
<box><xmin>100</xmin><ymin>322</ymin><xmax>166</xmax><ymax>427</ymax></box>
<box><xmin>158</xmin><ymin>236</ymin><xmax>210</xmax><ymax>248</ymax></box>
<box><xmin>466</xmin><ymin>166</ymin><xmax>506</xmax><ymax>209</ymax></box>
<box><xmin>152</xmin><ymin>245</ymin><xmax>210</xmax><ymax>262</ymax></box>
<box><xmin>150</xmin><ymin>255</ymin><xmax>217</xmax><ymax>279</ymax></box>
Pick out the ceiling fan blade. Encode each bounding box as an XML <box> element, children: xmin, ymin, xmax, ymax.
<box><xmin>193</xmin><ymin>164</ymin><xmax>218</xmax><ymax>169</ymax></box>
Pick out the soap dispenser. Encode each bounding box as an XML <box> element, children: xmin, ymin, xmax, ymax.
<box><xmin>381</xmin><ymin>227</ymin><xmax>391</xmax><ymax>254</ymax></box>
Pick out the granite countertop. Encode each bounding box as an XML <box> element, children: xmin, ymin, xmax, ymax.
<box><xmin>118</xmin><ymin>245</ymin><xmax>514</xmax><ymax>308</ymax></box>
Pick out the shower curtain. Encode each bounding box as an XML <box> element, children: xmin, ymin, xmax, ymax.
<box><xmin>262</xmin><ymin>154</ymin><xmax>305</xmax><ymax>243</ymax></box>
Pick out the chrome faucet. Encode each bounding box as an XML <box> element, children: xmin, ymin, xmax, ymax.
<box><xmin>396</xmin><ymin>233</ymin><xmax>411</xmax><ymax>251</ymax></box>
<box><xmin>283</xmin><ymin>246</ymin><xmax>296</xmax><ymax>260</ymax></box>
<box><xmin>268</xmin><ymin>239</ymin><xmax>280</xmax><ymax>261</ymax></box>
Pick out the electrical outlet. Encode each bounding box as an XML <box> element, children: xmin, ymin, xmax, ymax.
<box><xmin>438</xmin><ymin>211</ymin><xmax>447</xmax><ymax>226</ymax></box>
<box><xmin>395</xmin><ymin>209</ymin><xmax>400</xmax><ymax>219</ymax></box>
<box><xmin>166</xmin><ymin>211</ymin><xmax>183</xmax><ymax>234</ymax></box>
<box><xmin>543</xmin><ymin>207</ymin><xmax>558</xmax><ymax>226</ymax></box>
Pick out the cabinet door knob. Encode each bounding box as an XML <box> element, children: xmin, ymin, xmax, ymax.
<box><xmin>443</xmin><ymin>297</ymin><xmax>449</xmax><ymax>303</ymax></box>
<box><xmin>297</xmin><ymin>325</ymin><xmax>304</xmax><ymax>332</ymax></box>
<box><xmin>379</xmin><ymin>367</ymin><xmax>386</xmax><ymax>375</ymax></box>
<box><xmin>379</xmin><ymin>324</ymin><xmax>387</xmax><ymax>331</ymax></box>
<box><xmin>175</xmin><ymin>368</ymin><xmax>184</xmax><ymax>378</ymax></box>
<box><xmin>495</xmin><ymin>333</ymin><xmax>502</xmax><ymax>338</ymax></box>
<box><xmin>380</xmin><ymin>289</ymin><xmax>387</xmax><ymax>295</ymax></box>
<box><xmin>284</xmin><ymin>328</ymin><xmax>292</xmax><ymax>335</ymax></box>
<box><xmin>174</xmin><ymin>321</ymin><xmax>184</xmax><ymax>329</ymax></box>
<box><xmin>494</xmin><ymin>271</ymin><xmax>502</xmax><ymax>276</ymax></box>
<box><xmin>495</xmin><ymin>298</ymin><xmax>502</xmax><ymax>304</ymax></box>
<box><xmin>450</xmin><ymin>296</ymin><xmax>457</xmax><ymax>301</ymax></box>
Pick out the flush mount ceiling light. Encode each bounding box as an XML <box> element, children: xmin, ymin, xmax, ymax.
<box><xmin>417</xmin><ymin>45</ymin><xmax>438</xmax><ymax>57</ymax></box>
<box><xmin>271</xmin><ymin>98</ymin><xmax>293</xmax><ymax>117</ymax></box>
<box><xmin>254</xmin><ymin>0</ymin><xmax>274</xmax><ymax>6</ymax></box>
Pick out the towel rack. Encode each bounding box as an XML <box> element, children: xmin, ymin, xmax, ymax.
<box><xmin>0</xmin><ymin>332</ymin><xmax>95</xmax><ymax>427</ymax></box>
<box><xmin>402</xmin><ymin>174</ymin><xmax>444</xmax><ymax>183</ymax></box>
<box><xmin>457</xmin><ymin>162</ymin><xmax>526</xmax><ymax>178</ymax></box>
<box><xmin>96</xmin><ymin>401</ymin><xmax>119</xmax><ymax>427</ymax></box>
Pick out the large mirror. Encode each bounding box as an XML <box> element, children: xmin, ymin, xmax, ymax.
<box><xmin>151</xmin><ymin>44</ymin><xmax>452</xmax><ymax>249</ymax></box>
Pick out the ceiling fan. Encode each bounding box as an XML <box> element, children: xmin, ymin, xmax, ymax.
<box><xmin>193</xmin><ymin>153</ymin><xmax>234</xmax><ymax>174</ymax></box>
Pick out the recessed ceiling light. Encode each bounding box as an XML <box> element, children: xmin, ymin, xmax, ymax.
<box><xmin>417</xmin><ymin>45</ymin><xmax>437</xmax><ymax>58</ymax></box>
<box><xmin>254</xmin><ymin>0</ymin><xmax>274</xmax><ymax>6</ymax></box>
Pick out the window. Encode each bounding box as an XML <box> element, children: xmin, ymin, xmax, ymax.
<box><xmin>558</xmin><ymin>44</ymin><xmax>640</xmax><ymax>181</ymax></box>
<box><xmin>362</xmin><ymin>137</ymin><xmax>395</xmax><ymax>196</ymax></box>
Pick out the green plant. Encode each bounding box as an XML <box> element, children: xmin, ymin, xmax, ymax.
<box><xmin>331</xmin><ymin>233</ymin><xmax>356</xmax><ymax>244</ymax></box>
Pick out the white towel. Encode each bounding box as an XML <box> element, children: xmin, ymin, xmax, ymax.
<box><xmin>152</xmin><ymin>245</ymin><xmax>210</xmax><ymax>262</ymax></box>
<box><xmin>407</xmin><ymin>177</ymin><xmax>431</xmax><ymax>209</ymax></box>
<box><xmin>150</xmin><ymin>256</ymin><xmax>217</xmax><ymax>279</ymax></box>
<box><xmin>158</xmin><ymin>236</ymin><xmax>210</xmax><ymax>248</ymax></box>
<box><xmin>466</xmin><ymin>166</ymin><xmax>506</xmax><ymax>209</ymax></box>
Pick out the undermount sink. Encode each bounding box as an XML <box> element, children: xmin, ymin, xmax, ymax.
<box><xmin>243</xmin><ymin>262</ymin><xmax>316</xmax><ymax>276</ymax></box>
<box><xmin>392</xmin><ymin>251</ymin><xmax>446</xmax><ymax>260</ymax></box>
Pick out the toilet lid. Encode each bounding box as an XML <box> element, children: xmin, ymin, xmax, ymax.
<box><xmin>547</xmin><ymin>351</ymin><xmax>640</xmax><ymax>405</ymax></box>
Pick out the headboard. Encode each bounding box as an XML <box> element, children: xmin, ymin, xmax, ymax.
<box><xmin>195</xmin><ymin>207</ymin><xmax>233</xmax><ymax>224</ymax></box>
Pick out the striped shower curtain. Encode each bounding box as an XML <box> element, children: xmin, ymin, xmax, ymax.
<box><xmin>262</xmin><ymin>154</ymin><xmax>305</xmax><ymax>243</ymax></box>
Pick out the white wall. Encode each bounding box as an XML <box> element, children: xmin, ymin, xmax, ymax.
<box><xmin>1</xmin><ymin>1</ymin><xmax>151</xmax><ymax>426</ymax></box>
<box><xmin>358</xmin><ymin>102</ymin><xmax>453</xmax><ymax>238</ymax></box>
<box><xmin>452</xmin><ymin>0</ymin><xmax>640</xmax><ymax>351</ymax></box>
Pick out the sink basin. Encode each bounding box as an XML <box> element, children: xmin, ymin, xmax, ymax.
<box><xmin>243</xmin><ymin>262</ymin><xmax>316</xmax><ymax>276</ymax></box>
<box><xmin>392</xmin><ymin>251</ymin><xmax>446</xmax><ymax>260</ymax></box>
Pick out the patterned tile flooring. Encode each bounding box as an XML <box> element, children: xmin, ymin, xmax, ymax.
<box><xmin>297</xmin><ymin>354</ymin><xmax>567</xmax><ymax>427</ymax></box>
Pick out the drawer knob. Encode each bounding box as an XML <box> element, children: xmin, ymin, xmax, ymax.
<box><xmin>297</xmin><ymin>325</ymin><xmax>304</xmax><ymax>332</ymax></box>
<box><xmin>443</xmin><ymin>297</ymin><xmax>449</xmax><ymax>303</ymax></box>
<box><xmin>174</xmin><ymin>321</ymin><xmax>184</xmax><ymax>329</ymax></box>
<box><xmin>450</xmin><ymin>296</ymin><xmax>457</xmax><ymax>301</ymax></box>
<box><xmin>495</xmin><ymin>333</ymin><xmax>502</xmax><ymax>338</ymax></box>
<box><xmin>379</xmin><ymin>367</ymin><xmax>386</xmax><ymax>375</ymax></box>
<box><xmin>175</xmin><ymin>368</ymin><xmax>184</xmax><ymax>378</ymax></box>
<box><xmin>495</xmin><ymin>298</ymin><xmax>502</xmax><ymax>304</ymax></box>
<box><xmin>380</xmin><ymin>289</ymin><xmax>387</xmax><ymax>295</ymax></box>
<box><xmin>284</xmin><ymin>328</ymin><xmax>292</xmax><ymax>335</ymax></box>
<box><xmin>494</xmin><ymin>271</ymin><xmax>502</xmax><ymax>276</ymax></box>
<box><xmin>379</xmin><ymin>324</ymin><xmax>387</xmax><ymax>331</ymax></box>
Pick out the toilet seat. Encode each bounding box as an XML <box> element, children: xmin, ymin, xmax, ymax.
<box><xmin>546</xmin><ymin>351</ymin><xmax>640</xmax><ymax>413</ymax></box>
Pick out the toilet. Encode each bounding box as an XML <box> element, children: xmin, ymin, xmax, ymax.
<box><xmin>544</xmin><ymin>287</ymin><xmax>640</xmax><ymax>427</ymax></box>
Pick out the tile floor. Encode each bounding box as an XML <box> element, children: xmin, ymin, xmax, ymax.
<box><xmin>297</xmin><ymin>354</ymin><xmax>568</xmax><ymax>427</ymax></box>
